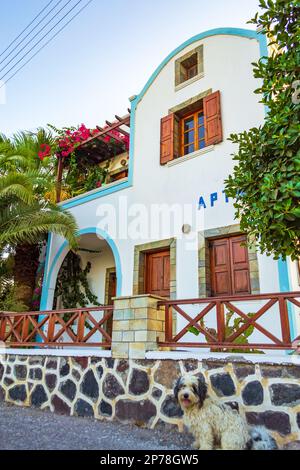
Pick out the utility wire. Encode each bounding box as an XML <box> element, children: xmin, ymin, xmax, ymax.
<box><xmin>0</xmin><ymin>0</ymin><xmax>94</xmax><ymax>89</ymax></box>
<box><xmin>0</xmin><ymin>0</ymin><xmax>84</xmax><ymax>81</ymax></box>
<box><xmin>0</xmin><ymin>0</ymin><xmax>56</xmax><ymax>58</ymax></box>
<box><xmin>0</xmin><ymin>0</ymin><xmax>65</xmax><ymax>66</ymax></box>
<box><xmin>0</xmin><ymin>0</ymin><xmax>73</xmax><ymax>71</ymax></box>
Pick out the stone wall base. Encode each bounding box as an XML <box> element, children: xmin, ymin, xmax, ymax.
<box><xmin>0</xmin><ymin>353</ymin><xmax>300</xmax><ymax>448</ymax></box>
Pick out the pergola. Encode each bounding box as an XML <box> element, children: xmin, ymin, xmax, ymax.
<box><xmin>56</xmin><ymin>112</ymin><xmax>131</xmax><ymax>202</ymax></box>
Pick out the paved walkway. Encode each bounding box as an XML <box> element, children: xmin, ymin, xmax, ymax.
<box><xmin>0</xmin><ymin>402</ymin><xmax>193</xmax><ymax>450</ymax></box>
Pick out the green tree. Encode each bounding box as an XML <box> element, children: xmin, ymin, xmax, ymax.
<box><xmin>0</xmin><ymin>131</ymin><xmax>78</xmax><ymax>308</ymax></box>
<box><xmin>225</xmin><ymin>0</ymin><xmax>300</xmax><ymax>260</ymax></box>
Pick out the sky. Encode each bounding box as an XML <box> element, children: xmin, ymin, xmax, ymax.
<box><xmin>0</xmin><ymin>0</ymin><xmax>261</xmax><ymax>136</ymax></box>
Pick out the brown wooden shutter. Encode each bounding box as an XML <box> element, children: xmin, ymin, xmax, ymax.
<box><xmin>209</xmin><ymin>235</ymin><xmax>251</xmax><ymax>297</ymax></box>
<box><xmin>210</xmin><ymin>238</ymin><xmax>232</xmax><ymax>297</ymax></box>
<box><xmin>229</xmin><ymin>235</ymin><xmax>251</xmax><ymax>296</ymax></box>
<box><xmin>145</xmin><ymin>250</ymin><xmax>170</xmax><ymax>298</ymax></box>
<box><xmin>160</xmin><ymin>114</ymin><xmax>178</xmax><ymax>165</ymax></box>
<box><xmin>203</xmin><ymin>90</ymin><xmax>223</xmax><ymax>146</ymax></box>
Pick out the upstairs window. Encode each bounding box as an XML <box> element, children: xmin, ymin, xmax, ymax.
<box><xmin>180</xmin><ymin>53</ymin><xmax>198</xmax><ymax>82</ymax></box>
<box><xmin>181</xmin><ymin>109</ymin><xmax>206</xmax><ymax>156</ymax></box>
<box><xmin>175</xmin><ymin>45</ymin><xmax>203</xmax><ymax>88</ymax></box>
<box><xmin>160</xmin><ymin>90</ymin><xmax>223</xmax><ymax>165</ymax></box>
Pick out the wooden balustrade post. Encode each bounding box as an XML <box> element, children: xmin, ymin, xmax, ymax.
<box><xmin>165</xmin><ymin>304</ymin><xmax>173</xmax><ymax>342</ymax></box>
<box><xmin>21</xmin><ymin>315</ymin><xmax>30</xmax><ymax>342</ymax></box>
<box><xmin>77</xmin><ymin>310</ymin><xmax>85</xmax><ymax>343</ymax></box>
<box><xmin>47</xmin><ymin>313</ymin><xmax>55</xmax><ymax>344</ymax></box>
<box><xmin>279</xmin><ymin>297</ymin><xmax>291</xmax><ymax>345</ymax></box>
<box><xmin>216</xmin><ymin>301</ymin><xmax>225</xmax><ymax>343</ymax></box>
<box><xmin>0</xmin><ymin>315</ymin><xmax>5</xmax><ymax>341</ymax></box>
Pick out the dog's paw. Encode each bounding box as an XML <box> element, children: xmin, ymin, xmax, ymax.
<box><xmin>192</xmin><ymin>440</ymin><xmax>200</xmax><ymax>450</ymax></box>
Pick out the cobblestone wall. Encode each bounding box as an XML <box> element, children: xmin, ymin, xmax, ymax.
<box><xmin>0</xmin><ymin>354</ymin><xmax>299</xmax><ymax>447</ymax></box>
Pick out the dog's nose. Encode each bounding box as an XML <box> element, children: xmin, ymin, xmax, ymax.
<box><xmin>183</xmin><ymin>393</ymin><xmax>189</xmax><ymax>399</ymax></box>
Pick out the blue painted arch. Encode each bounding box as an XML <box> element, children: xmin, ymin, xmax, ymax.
<box><xmin>133</xmin><ymin>27</ymin><xmax>267</xmax><ymax>108</ymax></box>
<box><xmin>40</xmin><ymin>227</ymin><xmax>122</xmax><ymax>310</ymax></box>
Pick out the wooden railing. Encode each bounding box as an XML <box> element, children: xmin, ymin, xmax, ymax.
<box><xmin>157</xmin><ymin>292</ymin><xmax>300</xmax><ymax>351</ymax></box>
<box><xmin>0</xmin><ymin>306</ymin><xmax>113</xmax><ymax>348</ymax></box>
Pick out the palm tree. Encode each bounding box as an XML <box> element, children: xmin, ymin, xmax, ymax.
<box><xmin>0</xmin><ymin>131</ymin><xmax>78</xmax><ymax>309</ymax></box>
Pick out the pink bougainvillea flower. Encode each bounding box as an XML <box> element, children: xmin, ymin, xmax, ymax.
<box><xmin>96</xmin><ymin>181</ymin><xmax>102</xmax><ymax>188</ymax></box>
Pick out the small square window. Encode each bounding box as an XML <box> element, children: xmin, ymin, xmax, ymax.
<box><xmin>175</xmin><ymin>45</ymin><xmax>203</xmax><ymax>87</ymax></box>
<box><xmin>180</xmin><ymin>53</ymin><xmax>198</xmax><ymax>82</ymax></box>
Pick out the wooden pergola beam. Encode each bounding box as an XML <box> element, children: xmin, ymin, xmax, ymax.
<box><xmin>96</xmin><ymin>126</ymin><xmax>125</xmax><ymax>144</ymax></box>
<box><xmin>78</xmin><ymin>114</ymin><xmax>130</xmax><ymax>148</ymax></box>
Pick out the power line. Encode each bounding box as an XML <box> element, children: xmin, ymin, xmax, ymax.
<box><xmin>0</xmin><ymin>0</ymin><xmax>73</xmax><ymax>71</ymax></box>
<box><xmin>0</xmin><ymin>0</ymin><xmax>84</xmax><ymax>81</ymax></box>
<box><xmin>0</xmin><ymin>0</ymin><xmax>65</xmax><ymax>66</ymax></box>
<box><xmin>0</xmin><ymin>0</ymin><xmax>94</xmax><ymax>89</ymax></box>
<box><xmin>0</xmin><ymin>0</ymin><xmax>56</xmax><ymax>59</ymax></box>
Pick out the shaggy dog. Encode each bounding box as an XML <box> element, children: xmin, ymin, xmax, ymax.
<box><xmin>174</xmin><ymin>374</ymin><xmax>277</xmax><ymax>450</ymax></box>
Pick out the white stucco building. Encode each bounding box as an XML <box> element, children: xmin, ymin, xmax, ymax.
<box><xmin>40</xmin><ymin>27</ymin><xmax>300</xmax><ymax>347</ymax></box>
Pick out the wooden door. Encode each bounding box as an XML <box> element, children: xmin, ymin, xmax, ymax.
<box><xmin>230</xmin><ymin>235</ymin><xmax>251</xmax><ymax>296</ymax></box>
<box><xmin>145</xmin><ymin>250</ymin><xmax>170</xmax><ymax>298</ymax></box>
<box><xmin>209</xmin><ymin>235</ymin><xmax>251</xmax><ymax>297</ymax></box>
<box><xmin>209</xmin><ymin>238</ymin><xmax>232</xmax><ymax>297</ymax></box>
<box><xmin>106</xmin><ymin>271</ymin><xmax>116</xmax><ymax>337</ymax></box>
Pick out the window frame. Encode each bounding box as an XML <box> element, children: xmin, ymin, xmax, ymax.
<box><xmin>180</xmin><ymin>52</ymin><xmax>198</xmax><ymax>82</ymax></box>
<box><xmin>180</xmin><ymin>107</ymin><xmax>206</xmax><ymax>157</ymax></box>
<box><xmin>175</xmin><ymin>45</ymin><xmax>204</xmax><ymax>88</ymax></box>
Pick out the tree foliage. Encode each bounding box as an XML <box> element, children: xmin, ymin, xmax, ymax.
<box><xmin>225</xmin><ymin>0</ymin><xmax>300</xmax><ymax>260</ymax></box>
<box><xmin>0</xmin><ymin>130</ymin><xmax>78</xmax><ymax>308</ymax></box>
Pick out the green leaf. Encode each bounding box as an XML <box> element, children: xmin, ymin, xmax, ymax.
<box><xmin>187</xmin><ymin>326</ymin><xmax>200</xmax><ymax>336</ymax></box>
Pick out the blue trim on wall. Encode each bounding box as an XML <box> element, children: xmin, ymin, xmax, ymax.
<box><xmin>135</xmin><ymin>27</ymin><xmax>262</xmax><ymax>107</ymax></box>
<box><xmin>61</xmin><ymin>179</ymin><xmax>132</xmax><ymax>210</ymax></box>
<box><xmin>40</xmin><ymin>227</ymin><xmax>122</xmax><ymax>311</ymax></box>
<box><xmin>278</xmin><ymin>258</ymin><xmax>296</xmax><ymax>342</ymax></box>
<box><xmin>40</xmin><ymin>232</ymin><xmax>52</xmax><ymax>310</ymax></box>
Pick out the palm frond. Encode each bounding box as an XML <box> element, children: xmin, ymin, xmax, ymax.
<box><xmin>0</xmin><ymin>129</ymin><xmax>78</xmax><ymax>252</ymax></box>
<box><xmin>0</xmin><ymin>173</ymin><xmax>34</xmax><ymax>204</ymax></box>
<box><xmin>0</xmin><ymin>203</ymin><xmax>78</xmax><ymax>249</ymax></box>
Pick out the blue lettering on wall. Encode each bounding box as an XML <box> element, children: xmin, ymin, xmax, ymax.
<box><xmin>222</xmin><ymin>190</ymin><xmax>229</xmax><ymax>203</ymax></box>
<box><xmin>198</xmin><ymin>189</ymin><xmax>231</xmax><ymax>210</ymax></box>
<box><xmin>210</xmin><ymin>192</ymin><xmax>218</xmax><ymax>207</ymax></box>
<box><xmin>198</xmin><ymin>196</ymin><xmax>207</xmax><ymax>209</ymax></box>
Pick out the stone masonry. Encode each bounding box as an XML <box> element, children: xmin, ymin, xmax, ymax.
<box><xmin>0</xmin><ymin>353</ymin><xmax>300</xmax><ymax>448</ymax></box>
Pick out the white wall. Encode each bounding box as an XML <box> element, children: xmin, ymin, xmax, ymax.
<box><xmin>44</xmin><ymin>33</ymin><xmax>285</xmax><ymax>346</ymax></box>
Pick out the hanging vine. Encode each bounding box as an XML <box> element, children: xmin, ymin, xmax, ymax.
<box><xmin>54</xmin><ymin>251</ymin><xmax>101</xmax><ymax>310</ymax></box>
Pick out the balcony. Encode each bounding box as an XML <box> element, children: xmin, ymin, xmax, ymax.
<box><xmin>55</xmin><ymin>114</ymin><xmax>130</xmax><ymax>204</ymax></box>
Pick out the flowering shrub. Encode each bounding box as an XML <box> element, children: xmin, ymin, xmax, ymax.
<box><xmin>38</xmin><ymin>123</ymin><xmax>129</xmax><ymax>161</ymax></box>
<box><xmin>38</xmin><ymin>143</ymin><xmax>52</xmax><ymax>160</ymax></box>
<box><xmin>37</xmin><ymin>123</ymin><xmax>129</xmax><ymax>196</ymax></box>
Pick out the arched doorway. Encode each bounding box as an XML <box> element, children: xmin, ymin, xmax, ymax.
<box><xmin>40</xmin><ymin>228</ymin><xmax>122</xmax><ymax>345</ymax></box>
<box><xmin>53</xmin><ymin>233</ymin><xmax>117</xmax><ymax>339</ymax></box>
